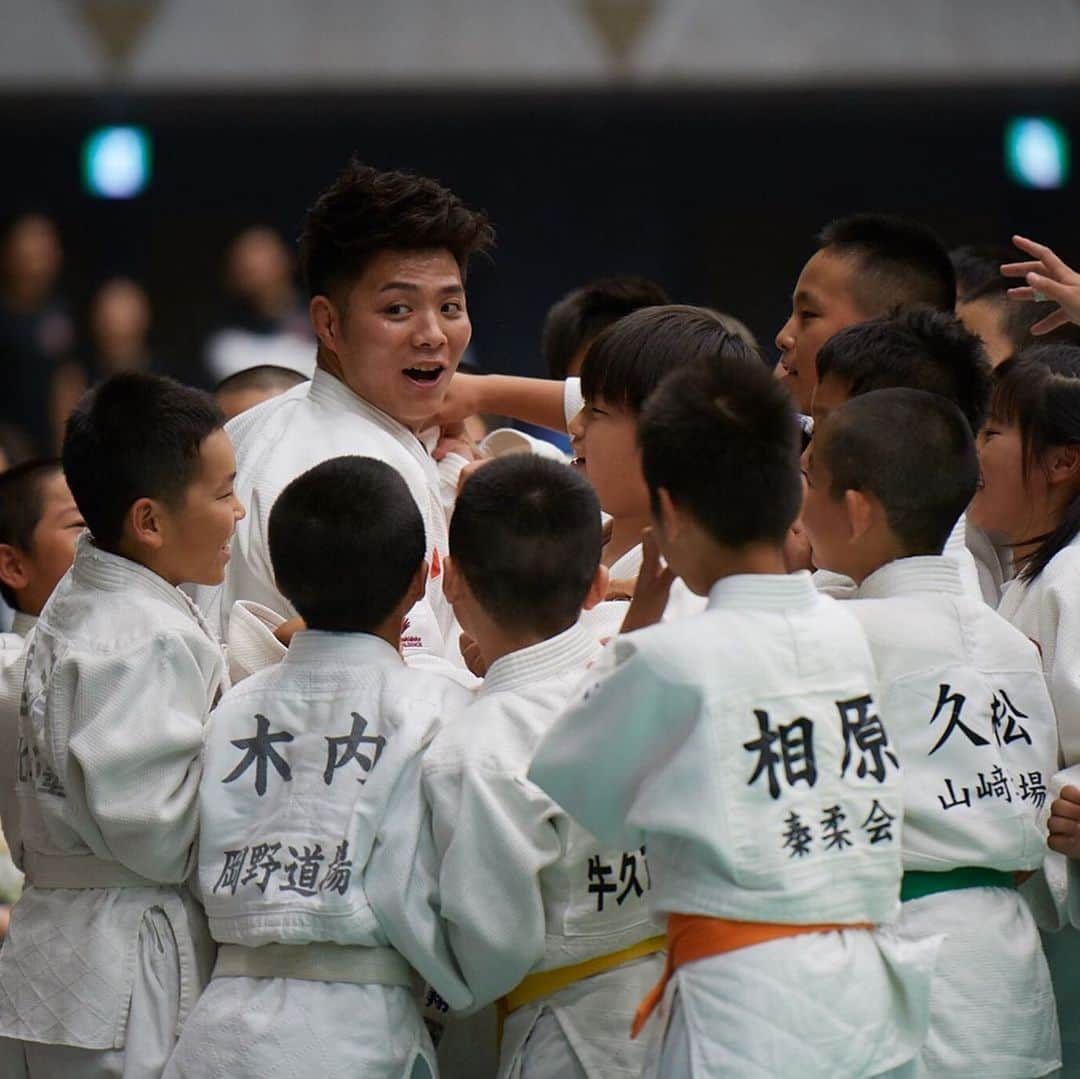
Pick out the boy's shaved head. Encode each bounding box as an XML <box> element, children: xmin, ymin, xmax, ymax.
<box><xmin>818</xmin><ymin>388</ymin><xmax>978</xmax><ymax>556</ymax></box>
<box><xmin>815</xmin><ymin>306</ymin><xmax>991</xmax><ymax>434</ymax></box>
<box><xmin>819</xmin><ymin>214</ymin><xmax>956</xmax><ymax>317</ymax></box>
<box><xmin>450</xmin><ymin>454</ymin><xmax>601</xmax><ymax>638</ymax></box>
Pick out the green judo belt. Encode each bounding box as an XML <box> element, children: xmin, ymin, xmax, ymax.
<box><xmin>900</xmin><ymin>866</ymin><xmax>1015</xmax><ymax>903</ymax></box>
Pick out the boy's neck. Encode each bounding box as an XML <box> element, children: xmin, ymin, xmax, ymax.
<box><xmin>473</xmin><ymin>622</ymin><xmax>561</xmax><ymax>670</ymax></box>
<box><xmin>604</xmin><ymin>514</ymin><xmax>650</xmax><ymax>568</ymax></box>
<box><xmin>696</xmin><ymin>541</ymin><xmax>789</xmax><ymax>592</ymax></box>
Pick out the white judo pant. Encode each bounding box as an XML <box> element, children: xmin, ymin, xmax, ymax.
<box><xmin>0</xmin><ymin>907</ymin><xmax>184</xmax><ymax>1079</ymax></box>
<box><xmin>163</xmin><ymin>976</ymin><xmax>436</xmax><ymax>1079</ymax></box>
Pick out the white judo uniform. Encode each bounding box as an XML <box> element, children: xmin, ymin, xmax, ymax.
<box><xmin>0</xmin><ymin>611</ymin><xmax>35</xmax><ymax>890</ymax></box>
<box><xmin>849</xmin><ymin>555</ymin><xmax>1060</xmax><ymax>1077</ymax></box>
<box><xmin>0</xmin><ymin>536</ymin><xmax>220</xmax><ymax>1079</ymax></box>
<box><xmin>997</xmin><ymin>534</ymin><xmax>1080</xmax><ymax>1072</ymax></box>
<box><xmin>205</xmin><ymin>367</ymin><xmax>464</xmax><ymax>664</ymax></box>
<box><xmin>529</xmin><ymin>572</ymin><xmax>936</xmax><ymax>1079</ymax></box>
<box><xmin>815</xmin><ymin>515</ymin><xmax>984</xmax><ymax>602</ymax></box>
<box><xmin>423</xmin><ymin>623</ymin><xmax>662</xmax><ymax>1079</ymax></box>
<box><xmin>164</xmin><ymin>630</ymin><xmax>473</xmax><ymax>1079</ymax></box>
<box><xmin>579</xmin><ymin>544</ymin><xmax>706</xmax><ymax>643</ymax></box>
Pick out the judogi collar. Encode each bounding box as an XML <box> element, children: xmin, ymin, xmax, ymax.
<box><xmin>70</xmin><ymin>532</ymin><xmax>213</xmax><ymax>633</ymax></box>
<box><xmin>705</xmin><ymin>571</ymin><xmax>818</xmax><ymax>613</ymax></box>
<box><xmin>482</xmin><ymin>622</ymin><xmax>597</xmax><ymax>696</ymax></box>
<box><xmin>307</xmin><ymin>367</ymin><xmax>441</xmax><ymax>461</ymax></box>
<box><xmin>856</xmin><ymin>556</ymin><xmax>964</xmax><ymax>601</ymax></box>
<box><xmin>11</xmin><ymin>611</ymin><xmax>36</xmax><ymax>637</ymax></box>
<box><xmin>283</xmin><ymin>629</ymin><xmax>404</xmax><ymax>669</ymax></box>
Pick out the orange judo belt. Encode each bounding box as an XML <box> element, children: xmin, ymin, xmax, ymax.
<box><xmin>631</xmin><ymin>913</ymin><xmax>873</xmax><ymax>1038</ymax></box>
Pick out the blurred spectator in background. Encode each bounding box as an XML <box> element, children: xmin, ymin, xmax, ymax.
<box><xmin>215</xmin><ymin>364</ymin><xmax>309</xmax><ymax>422</ymax></box>
<box><xmin>87</xmin><ymin>277</ymin><xmax>154</xmax><ymax>379</ymax></box>
<box><xmin>542</xmin><ymin>274</ymin><xmax>671</xmax><ymax>379</ymax></box>
<box><xmin>204</xmin><ymin>225</ymin><xmax>315</xmax><ymax>385</ymax></box>
<box><xmin>0</xmin><ymin>213</ymin><xmax>78</xmax><ymax>455</ymax></box>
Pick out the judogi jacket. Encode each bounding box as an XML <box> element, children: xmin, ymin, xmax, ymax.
<box><xmin>197</xmin><ymin>630</ymin><xmax>473</xmax><ymax>1010</ymax></box>
<box><xmin>207</xmin><ymin>368</ymin><xmax>460</xmax><ymax>662</ymax></box>
<box><xmin>423</xmin><ymin>622</ymin><xmax>659</xmax><ymax>1078</ymax></box>
<box><xmin>849</xmin><ymin>556</ymin><xmax>1060</xmax><ymax>1078</ymax></box>
<box><xmin>529</xmin><ymin>574</ymin><xmax>935</xmax><ymax>1078</ymax></box>
<box><xmin>851</xmin><ymin>556</ymin><xmax>1056</xmax><ymax>872</ymax></box>
<box><xmin>0</xmin><ymin>612</ymin><xmax>34</xmax><ymax>896</ymax></box>
<box><xmin>0</xmin><ymin>535</ymin><xmax>222</xmax><ymax>1049</ymax></box>
<box><xmin>424</xmin><ymin>623</ymin><xmax>658</xmax><ymax>996</ymax></box>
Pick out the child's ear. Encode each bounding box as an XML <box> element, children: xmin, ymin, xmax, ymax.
<box><xmin>0</xmin><ymin>544</ymin><xmax>29</xmax><ymax>595</ymax></box>
<box><xmin>441</xmin><ymin>555</ymin><xmax>460</xmax><ymax>605</ymax></box>
<box><xmin>127</xmin><ymin>498</ymin><xmax>165</xmax><ymax>550</ymax></box>
<box><xmin>406</xmin><ymin>559</ymin><xmax>428</xmax><ymax>608</ymax></box>
<box><xmin>1046</xmin><ymin>444</ymin><xmax>1080</xmax><ymax>487</ymax></box>
<box><xmin>309</xmin><ymin>295</ymin><xmax>339</xmax><ymax>354</ymax></box>
<box><xmin>653</xmin><ymin>488</ymin><xmax>680</xmax><ymax>543</ymax></box>
<box><xmin>582</xmin><ymin>563</ymin><xmax>610</xmax><ymax>612</ymax></box>
<box><xmin>842</xmin><ymin>489</ymin><xmax>876</xmax><ymax>543</ymax></box>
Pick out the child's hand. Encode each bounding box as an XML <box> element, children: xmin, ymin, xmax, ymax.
<box><xmin>619</xmin><ymin>527</ymin><xmax>675</xmax><ymax>634</ymax></box>
<box><xmin>433</xmin><ymin>420</ymin><xmax>482</xmax><ymax>464</ymax></box>
<box><xmin>273</xmin><ymin>617</ymin><xmax>306</xmax><ymax>647</ymax></box>
<box><xmin>424</xmin><ymin>373</ymin><xmax>483</xmax><ymax>430</ymax></box>
<box><xmin>1048</xmin><ymin>784</ymin><xmax>1080</xmax><ymax>859</ymax></box>
<box><xmin>1001</xmin><ymin>236</ymin><xmax>1080</xmax><ymax>335</ymax></box>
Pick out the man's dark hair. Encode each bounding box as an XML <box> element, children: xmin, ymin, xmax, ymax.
<box><xmin>62</xmin><ymin>373</ymin><xmax>223</xmax><ymax>552</ymax></box>
<box><xmin>640</xmin><ymin>351</ymin><xmax>802</xmax><ymax>547</ymax></box>
<box><xmin>819</xmin><ymin>388</ymin><xmax>978</xmax><ymax>556</ymax></box>
<box><xmin>269</xmin><ymin>455</ymin><xmax>426</xmax><ymax>632</ymax></box>
<box><xmin>815</xmin><ymin>307</ymin><xmax>991</xmax><ymax>433</ymax></box>
<box><xmin>0</xmin><ymin>458</ymin><xmax>63</xmax><ymax>607</ymax></box>
<box><xmin>818</xmin><ymin>214</ymin><xmax>956</xmax><ymax>315</ymax></box>
<box><xmin>542</xmin><ymin>275</ymin><xmax>671</xmax><ymax>380</ymax></box>
<box><xmin>581</xmin><ymin>304</ymin><xmax>763</xmax><ymax>416</ymax></box>
<box><xmin>215</xmin><ymin>365</ymin><xmax>309</xmax><ymax>396</ymax></box>
<box><xmin>450</xmin><ymin>455</ymin><xmax>601</xmax><ymax>638</ymax></box>
<box><xmin>298</xmin><ymin>159</ymin><xmax>494</xmax><ymax>303</ymax></box>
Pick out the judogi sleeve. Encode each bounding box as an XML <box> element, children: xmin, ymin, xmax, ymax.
<box><xmin>1033</xmin><ymin>577</ymin><xmax>1080</xmax><ymax>766</ymax></box>
<box><xmin>65</xmin><ymin>632</ymin><xmax>209</xmax><ymax>882</ymax></box>
<box><xmin>366</xmin><ymin>730</ymin><xmax>473</xmax><ymax>1012</ymax></box>
<box><xmin>426</xmin><ymin>756</ymin><xmax>563</xmax><ymax>1006</ymax></box>
<box><xmin>528</xmin><ymin>637</ymin><xmax>702</xmax><ymax>849</ymax></box>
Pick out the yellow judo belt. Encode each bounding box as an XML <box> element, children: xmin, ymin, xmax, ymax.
<box><xmin>498</xmin><ymin>934</ymin><xmax>665</xmax><ymax>1019</ymax></box>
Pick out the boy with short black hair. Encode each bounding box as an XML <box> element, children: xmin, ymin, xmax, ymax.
<box><xmin>775</xmin><ymin>212</ymin><xmax>956</xmax><ymax>415</ymax></box>
<box><xmin>809</xmin><ymin>306</ymin><xmax>994</xmax><ymax>602</ymax></box>
<box><xmin>423</xmin><ymin>454</ymin><xmax>659</xmax><ymax>1078</ymax></box>
<box><xmin>166</xmin><ymin>455</ymin><xmax>472</xmax><ymax>1079</ymax></box>
<box><xmin>0</xmin><ymin>460</ymin><xmax>84</xmax><ymax>914</ymax></box>
<box><xmin>801</xmin><ymin>388</ymin><xmax>1060</xmax><ymax>1077</ymax></box>
<box><xmin>530</xmin><ymin>354</ymin><xmax>934</xmax><ymax>1078</ymax></box>
<box><xmin>0</xmin><ymin>372</ymin><xmax>244</xmax><ymax>1077</ymax></box>
<box><xmin>214</xmin><ymin>364</ymin><xmax>309</xmax><ymax>422</ymax></box>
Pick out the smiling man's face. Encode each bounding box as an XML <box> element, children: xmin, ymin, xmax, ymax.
<box><xmin>319</xmin><ymin>248</ymin><xmax>472</xmax><ymax>431</ymax></box>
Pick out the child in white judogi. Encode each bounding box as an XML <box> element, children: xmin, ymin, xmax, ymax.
<box><xmin>0</xmin><ymin>374</ymin><xmax>244</xmax><ymax>1078</ymax></box>
<box><xmin>805</xmin><ymin>309</ymin><xmax>993</xmax><ymax>603</ymax></box>
<box><xmin>0</xmin><ymin>462</ymin><xmax>85</xmax><ymax>917</ymax></box>
<box><xmin>802</xmin><ymin>387</ymin><xmax>1060</xmax><ymax>1077</ymax></box>
<box><xmin>566</xmin><ymin>307</ymin><xmax>765</xmax><ymax>639</ymax></box>
<box><xmin>530</xmin><ymin>353</ymin><xmax>936</xmax><ymax>1079</ymax></box>
<box><xmin>968</xmin><ymin>347</ymin><xmax>1080</xmax><ymax>1069</ymax></box>
<box><xmin>423</xmin><ymin>455</ymin><xmax>661</xmax><ymax>1079</ymax></box>
<box><xmin>165</xmin><ymin>455</ymin><xmax>473</xmax><ymax>1079</ymax></box>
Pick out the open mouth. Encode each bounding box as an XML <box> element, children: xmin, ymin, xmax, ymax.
<box><xmin>571</xmin><ymin>456</ymin><xmax>586</xmax><ymax>470</ymax></box>
<box><xmin>403</xmin><ymin>363</ymin><xmax>445</xmax><ymax>385</ymax></box>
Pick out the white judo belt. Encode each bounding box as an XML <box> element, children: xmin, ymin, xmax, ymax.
<box><xmin>213</xmin><ymin>941</ymin><xmax>414</xmax><ymax>987</ymax></box>
<box><xmin>23</xmin><ymin>850</ymin><xmax>159</xmax><ymax>889</ymax></box>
